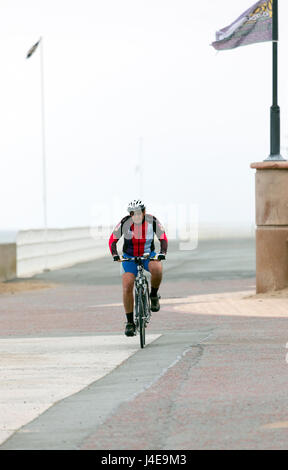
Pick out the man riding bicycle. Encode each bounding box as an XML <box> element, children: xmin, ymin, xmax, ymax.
<box><xmin>109</xmin><ymin>199</ymin><xmax>168</xmax><ymax>337</ymax></box>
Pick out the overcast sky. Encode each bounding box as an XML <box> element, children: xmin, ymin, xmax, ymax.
<box><xmin>1</xmin><ymin>0</ymin><xmax>288</xmax><ymax>231</ymax></box>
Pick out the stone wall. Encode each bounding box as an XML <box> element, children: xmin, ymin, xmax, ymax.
<box><xmin>0</xmin><ymin>244</ymin><xmax>17</xmax><ymax>281</ymax></box>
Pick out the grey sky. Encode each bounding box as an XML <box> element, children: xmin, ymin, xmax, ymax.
<box><xmin>1</xmin><ymin>0</ymin><xmax>288</xmax><ymax>231</ymax></box>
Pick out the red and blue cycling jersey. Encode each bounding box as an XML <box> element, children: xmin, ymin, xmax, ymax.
<box><xmin>109</xmin><ymin>213</ymin><xmax>168</xmax><ymax>257</ymax></box>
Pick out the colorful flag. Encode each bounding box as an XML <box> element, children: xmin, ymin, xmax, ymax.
<box><xmin>211</xmin><ymin>0</ymin><xmax>273</xmax><ymax>51</ymax></box>
<box><xmin>26</xmin><ymin>38</ymin><xmax>41</xmax><ymax>59</ymax></box>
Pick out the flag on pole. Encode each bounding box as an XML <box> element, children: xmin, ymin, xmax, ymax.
<box><xmin>211</xmin><ymin>0</ymin><xmax>273</xmax><ymax>51</ymax></box>
<box><xmin>26</xmin><ymin>38</ymin><xmax>41</xmax><ymax>59</ymax></box>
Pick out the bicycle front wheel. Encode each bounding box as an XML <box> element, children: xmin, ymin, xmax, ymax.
<box><xmin>143</xmin><ymin>277</ymin><xmax>151</xmax><ymax>325</ymax></box>
<box><xmin>137</xmin><ymin>294</ymin><xmax>145</xmax><ymax>349</ymax></box>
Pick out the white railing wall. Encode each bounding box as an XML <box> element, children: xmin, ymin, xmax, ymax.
<box><xmin>16</xmin><ymin>227</ymin><xmax>109</xmax><ymax>278</ymax></box>
<box><xmin>9</xmin><ymin>224</ymin><xmax>255</xmax><ymax>278</ymax></box>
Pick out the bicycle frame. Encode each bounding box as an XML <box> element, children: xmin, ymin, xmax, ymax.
<box><xmin>134</xmin><ymin>259</ymin><xmax>151</xmax><ymax>326</ymax></box>
<box><xmin>120</xmin><ymin>253</ymin><xmax>156</xmax><ymax>347</ymax></box>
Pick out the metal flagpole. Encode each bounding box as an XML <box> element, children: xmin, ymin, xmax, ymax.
<box><xmin>40</xmin><ymin>37</ymin><xmax>49</xmax><ymax>271</ymax></box>
<box><xmin>266</xmin><ymin>0</ymin><xmax>286</xmax><ymax>161</ymax></box>
<box><xmin>26</xmin><ymin>36</ymin><xmax>49</xmax><ymax>270</ymax></box>
<box><xmin>40</xmin><ymin>37</ymin><xmax>48</xmax><ymax>230</ymax></box>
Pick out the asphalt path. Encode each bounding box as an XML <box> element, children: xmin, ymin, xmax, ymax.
<box><xmin>3</xmin><ymin>237</ymin><xmax>286</xmax><ymax>451</ymax></box>
<box><xmin>24</xmin><ymin>238</ymin><xmax>256</xmax><ymax>286</ymax></box>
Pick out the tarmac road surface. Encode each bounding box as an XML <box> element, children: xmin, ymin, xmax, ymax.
<box><xmin>1</xmin><ymin>237</ymin><xmax>287</xmax><ymax>450</ymax></box>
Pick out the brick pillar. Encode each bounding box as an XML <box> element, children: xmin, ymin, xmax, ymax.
<box><xmin>250</xmin><ymin>161</ymin><xmax>288</xmax><ymax>293</ymax></box>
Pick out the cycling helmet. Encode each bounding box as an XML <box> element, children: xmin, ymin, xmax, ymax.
<box><xmin>127</xmin><ymin>199</ymin><xmax>145</xmax><ymax>213</ymax></box>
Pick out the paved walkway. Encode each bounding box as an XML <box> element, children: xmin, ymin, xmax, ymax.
<box><xmin>1</xmin><ymin>239</ymin><xmax>288</xmax><ymax>450</ymax></box>
<box><xmin>0</xmin><ymin>280</ymin><xmax>288</xmax><ymax>449</ymax></box>
<box><xmin>0</xmin><ymin>334</ymin><xmax>160</xmax><ymax>445</ymax></box>
<box><xmin>173</xmin><ymin>289</ymin><xmax>288</xmax><ymax>318</ymax></box>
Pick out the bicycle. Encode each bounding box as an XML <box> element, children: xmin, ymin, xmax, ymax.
<box><xmin>120</xmin><ymin>253</ymin><xmax>165</xmax><ymax>348</ymax></box>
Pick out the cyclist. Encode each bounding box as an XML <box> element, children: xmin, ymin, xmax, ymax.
<box><xmin>109</xmin><ymin>199</ymin><xmax>168</xmax><ymax>337</ymax></box>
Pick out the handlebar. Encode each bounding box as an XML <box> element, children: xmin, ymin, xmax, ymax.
<box><xmin>113</xmin><ymin>253</ymin><xmax>166</xmax><ymax>262</ymax></box>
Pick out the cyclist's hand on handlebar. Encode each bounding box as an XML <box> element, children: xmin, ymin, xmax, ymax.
<box><xmin>157</xmin><ymin>253</ymin><xmax>166</xmax><ymax>261</ymax></box>
<box><xmin>113</xmin><ymin>255</ymin><xmax>121</xmax><ymax>262</ymax></box>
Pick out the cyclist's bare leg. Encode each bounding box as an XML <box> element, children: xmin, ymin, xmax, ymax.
<box><xmin>122</xmin><ymin>272</ymin><xmax>135</xmax><ymax>313</ymax></box>
<box><xmin>148</xmin><ymin>260</ymin><xmax>163</xmax><ymax>289</ymax></box>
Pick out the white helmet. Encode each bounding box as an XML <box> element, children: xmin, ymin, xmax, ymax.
<box><xmin>127</xmin><ymin>199</ymin><xmax>145</xmax><ymax>213</ymax></box>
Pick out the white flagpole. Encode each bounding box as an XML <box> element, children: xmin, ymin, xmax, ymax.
<box><xmin>40</xmin><ymin>37</ymin><xmax>48</xmax><ymax>232</ymax></box>
<box><xmin>26</xmin><ymin>37</ymin><xmax>49</xmax><ymax>271</ymax></box>
<box><xmin>39</xmin><ymin>37</ymin><xmax>49</xmax><ymax>271</ymax></box>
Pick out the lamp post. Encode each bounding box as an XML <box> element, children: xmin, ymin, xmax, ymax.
<box><xmin>266</xmin><ymin>0</ymin><xmax>286</xmax><ymax>161</ymax></box>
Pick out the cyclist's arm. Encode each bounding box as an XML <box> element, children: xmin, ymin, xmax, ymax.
<box><xmin>153</xmin><ymin>216</ymin><xmax>168</xmax><ymax>254</ymax></box>
<box><xmin>108</xmin><ymin>220</ymin><xmax>123</xmax><ymax>256</ymax></box>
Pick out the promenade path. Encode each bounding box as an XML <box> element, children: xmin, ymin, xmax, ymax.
<box><xmin>1</xmin><ymin>238</ymin><xmax>288</xmax><ymax>450</ymax></box>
